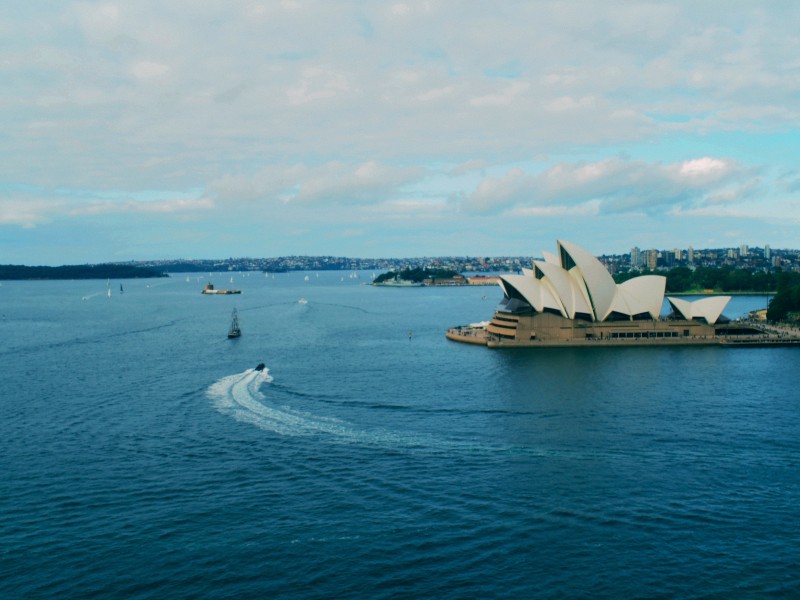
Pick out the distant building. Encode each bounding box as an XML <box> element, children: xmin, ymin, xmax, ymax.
<box><xmin>740</xmin><ymin>244</ymin><xmax>749</xmax><ymax>257</ymax></box>
<box><xmin>765</xmin><ymin>244</ymin><xmax>771</xmax><ymax>260</ymax></box>
<box><xmin>630</xmin><ymin>247</ymin><xmax>642</xmax><ymax>268</ymax></box>
<box><xmin>688</xmin><ymin>246</ymin><xmax>694</xmax><ymax>264</ymax></box>
<box><xmin>646</xmin><ymin>249</ymin><xmax>658</xmax><ymax>271</ymax></box>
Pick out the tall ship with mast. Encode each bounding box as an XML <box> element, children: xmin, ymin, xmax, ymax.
<box><xmin>227</xmin><ymin>308</ymin><xmax>241</xmax><ymax>338</ymax></box>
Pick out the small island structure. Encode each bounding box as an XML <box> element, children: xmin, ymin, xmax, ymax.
<box><xmin>202</xmin><ymin>282</ymin><xmax>241</xmax><ymax>295</ymax></box>
<box><xmin>373</xmin><ymin>267</ymin><xmax>498</xmax><ymax>287</ymax></box>
<box><xmin>447</xmin><ymin>239</ymin><xmax>800</xmax><ymax>348</ymax></box>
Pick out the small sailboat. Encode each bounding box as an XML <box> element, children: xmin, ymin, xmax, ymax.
<box><xmin>228</xmin><ymin>308</ymin><xmax>241</xmax><ymax>338</ymax></box>
<box><xmin>298</xmin><ymin>297</ymin><xmax>308</xmax><ymax>305</ymax></box>
<box><xmin>120</xmin><ymin>284</ymin><xmax>124</xmax><ymax>294</ymax></box>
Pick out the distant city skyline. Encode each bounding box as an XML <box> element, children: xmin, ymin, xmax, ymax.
<box><xmin>115</xmin><ymin>241</ymin><xmax>797</xmax><ymax>277</ymax></box>
<box><xmin>2</xmin><ymin>2</ymin><xmax>800</xmax><ymax>265</ymax></box>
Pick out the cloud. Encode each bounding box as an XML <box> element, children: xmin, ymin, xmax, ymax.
<box><xmin>69</xmin><ymin>197</ymin><xmax>213</xmax><ymax>215</ymax></box>
<box><xmin>0</xmin><ymin>199</ymin><xmax>61</xmax><ymax>227</ymax></box>
<box><xmin>0</xmin><ymin>187</ymin><xmax>212</xmax><ymax>228</ymax></box>
<box><xmin>449</xmin><ymin>160</ymin><xmax>485</xmax><ymax>176</ymax></box>
<box><xmin>460</xmin><ymin>156</ymin><xmax>752</xmax><ymax>215</ymax></box>
<box><xmin>131</xmin><ymin>60</ymin><xmax>170</xmax><ymax>80</ymax></box>
<box><xmin>670</xmin><ymin>199</ymin><xmax>800</xmax><ymax>223</ymax></box>
<box><xmin>4</xmin><ymin>1</ymin><xmax>800</xmax><ymax>260</ymax></box>
<box><xmin>285</xmin><ymin>66</ymin><xmax>352</xmax><ymax>105</ymax></box>
<box><xmin>209</xmin><ymin>161</ymin><xmax>425</xmax><ymax>206</ymax></box>
<box><xmin>470</xmin><ymin>81</ymin><xmax>530</xmax><ymax>107</ymax></box>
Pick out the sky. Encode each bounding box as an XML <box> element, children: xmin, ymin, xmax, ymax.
<box><xmin>2</xmin><ymin>1</ymin><xmax>800</xmax><ymax>265</ymax></box>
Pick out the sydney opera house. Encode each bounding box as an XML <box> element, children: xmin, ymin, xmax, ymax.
<box><xmin>447</xmin><ymin>239</ymin><xmax>779</xmax><ymax>348</ymax></box>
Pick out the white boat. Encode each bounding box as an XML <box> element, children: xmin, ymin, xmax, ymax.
<box><xmin>298</xmin><ymin>298</ymin><xmax>308</xmax><ymax>304</ymax></box>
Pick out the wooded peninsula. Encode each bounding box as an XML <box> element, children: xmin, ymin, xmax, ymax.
<box><xmin>0</xmin><ymin>264</ymin><xmax>168</xmax><ymax>280</ymax></box>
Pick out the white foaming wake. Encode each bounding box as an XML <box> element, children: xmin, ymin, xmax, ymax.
<box><xmin>207</xmin><ymin>370</ymin><xmax>621</xmax><ymax>458</ymax></box>
<box><xmin>206</xmin><ymin>367</ymin><xmax>440</xmax><ymax>448</ymax></box>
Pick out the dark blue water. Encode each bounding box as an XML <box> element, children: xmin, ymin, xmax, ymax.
<box><xmin>1</xmin><ymin>274</ymin><xmax>798</xmax><ymax>598</ymax></box>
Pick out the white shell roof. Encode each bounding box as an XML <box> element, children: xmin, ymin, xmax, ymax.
<box><xmin>557</xmin><ymin>240</ymin><xmax>618</xmax><ymax>321</ymax></box>
<box><xmin>500</xmin><ymin>274</ymin><xmax>562</xmax><ymax>314</ymax></box>
<box><xmin>497</xmin><ymin>239</ymin><xmax>671</xmax><ymax>323</ymax></box>
<box><xmin>499</xmin><ymin>274</ymin><xmax>544</xmax><ymax>313</ymax></box>
<box><xmin>667</xmin><ymin>296</ymin><xmax>731</xmax><ymax>324</ymax></box>
<box><xmin>533</xmin><ymin>260</ymin><xmax>593</xmax><ymax>319</ymax></box>
<box><xmin>617</xmin><ymin>275</ymin><xmax>666</xmax><ymax>320</ymax></box>
<box><xmin>541</xmin><ymin>250</ymin><xmax>560</xmax><ymax>266</ymax></box>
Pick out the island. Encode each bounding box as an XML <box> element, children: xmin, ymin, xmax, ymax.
<box><xmin>373</xmin><ymin>267</ymin><xmax>498</xmax><ymax>287</ymax></box>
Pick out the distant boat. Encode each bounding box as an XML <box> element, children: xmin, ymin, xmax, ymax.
<box><xmin>304</xmin><ymin>275</ymin><xmax>309</xmax><ymax>281</ymax></box>
<box><xmin>120</xmin><ymin>284</ymin><xmax>124</xmax><ymax>294</ymax></box>
<box><xmin>202</xmin><ymin>282</ymin><xmax>241</xmax><ymax>295</ymax></box>
<box><xmin>298</xmin><ymin>298</ymin><xmax>308</xmax><ymax>305</ymax></box>
<box><xmin>228</xmin><ymin>308</ymin><xmax>241</xmax><ymax>338</ymax></box>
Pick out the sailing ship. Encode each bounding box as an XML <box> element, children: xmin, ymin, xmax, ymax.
<box><xmin>228</xmin><ymin>308</ymin><xmax>241</xmax><ymax>338</ymax></box>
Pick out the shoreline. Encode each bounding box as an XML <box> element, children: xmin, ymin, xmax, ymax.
<box><xmin>446</xmin><ymin>322</ymin><xmax>800</xmax><ymax>348</ymax></box>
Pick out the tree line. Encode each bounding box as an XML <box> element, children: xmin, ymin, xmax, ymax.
<box><xmin>614</xmin><ymin>266</ymin><xmax>800</xmax><ymax>294</ymax></box>
<box><xmin>613</xmin><ymin>266</ymin><xmax>800</xmax><ymax>322</ymax></box>
<box><xmin>0</xmin><ymin>264</ymin><xmax>168</xmax><ymax>280</ymax></box>
<box><xmin>767</xmin><ymin>281</ymin><xmax>800</xmax><ymax>322</ymax></box>
<box><xmin>373</xmin><ymin>267</ymin><xmax>459</xmax><ymax>284</ymax></box>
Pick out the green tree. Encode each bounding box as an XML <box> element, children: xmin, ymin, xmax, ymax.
<box><xmin>767</xmin><ymin>283</ymin><xmax>800</xmax><ymax>321</ymax></box>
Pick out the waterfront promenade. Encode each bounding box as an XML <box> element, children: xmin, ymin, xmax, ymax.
<box><xmin>446</xmin><ymin>321</ymin><xmax>800</xmax><ymax>348</ymax></box>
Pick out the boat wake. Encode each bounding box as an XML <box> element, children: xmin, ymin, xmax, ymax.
<box><xmin>206</xmin><ymin>369</ymin><xmax>561</xmax><ymax>456</ymax></box>
<box><xmin>207</xmin><ymin>367</ymin><xmax>452</xmax><ymax>449</ymax></box>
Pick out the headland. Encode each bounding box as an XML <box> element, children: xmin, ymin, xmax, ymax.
<box><xmin>0</xmin><ymin>264</ymin><xmax>167</xmax><ymax>280</ymax></box>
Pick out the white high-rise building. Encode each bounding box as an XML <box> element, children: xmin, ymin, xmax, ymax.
<box><xmin>630</xmin><ymin>247</ymin><xmax>642</xmax><ymax>268</ymax></box>
<box><xmin>765</xmin><ymin>244</ymin><xmax>771</xmax><ymax>260</ymax></box>
<box><xmin>688</xmin><ymin>246</ymin><xmax>694</xmax><ymax>263</ymax></box>
<box><xmin>740</xmin><ymin>244</ymin><xmax>749</xmax><ymax>257</ymax></box>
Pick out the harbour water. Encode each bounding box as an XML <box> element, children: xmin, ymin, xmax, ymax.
<box><xmin>1</xmin><ymin>273</ymin><xmax>798</xmax><ymax>598</ymax></box>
